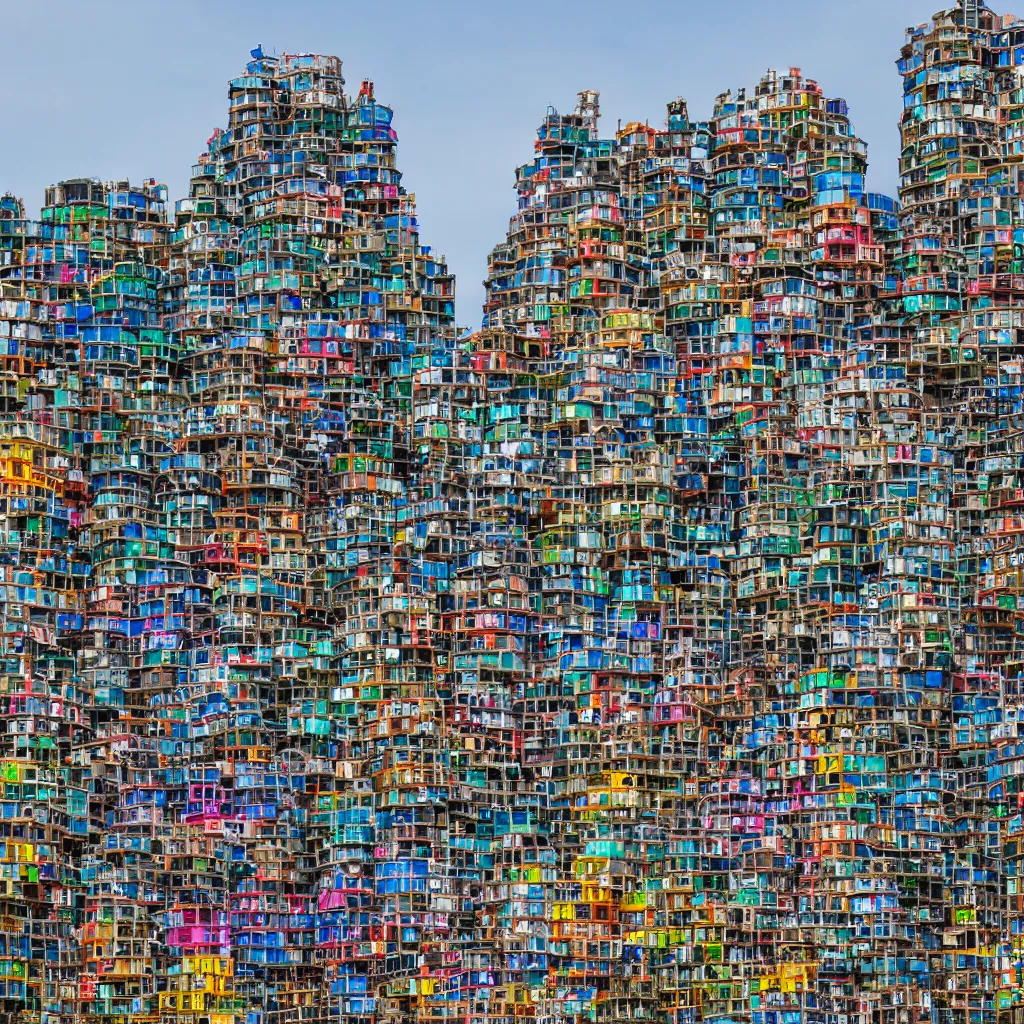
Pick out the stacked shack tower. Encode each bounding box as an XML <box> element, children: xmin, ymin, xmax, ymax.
<box><xmin>8</xmin><ymin>3</ymin><xmax>1024</xmax><ymax>1024</ymax></box>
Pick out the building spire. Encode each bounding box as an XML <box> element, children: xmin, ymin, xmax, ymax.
<box><xmin>960</xmin><ymin>0</ymin><xmax>981</xmax><ymax>29</ymax></box>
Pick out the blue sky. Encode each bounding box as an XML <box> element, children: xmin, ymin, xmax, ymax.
<box><xmin>3</xmin><ymin>0</ymin><xmax>947</xmax><ymax>322</ymax></box>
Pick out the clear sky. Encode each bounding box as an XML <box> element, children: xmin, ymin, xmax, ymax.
<box><xmin>3</xmin><ymin>0</ymin><xmax>949</xmax><ymax>323</ymax></box>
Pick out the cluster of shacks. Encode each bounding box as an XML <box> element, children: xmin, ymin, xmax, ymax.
<box><xmin>9</xmin><ymin>2</ymin><xmax>1024</xmax><ymax>1023</ymax></box>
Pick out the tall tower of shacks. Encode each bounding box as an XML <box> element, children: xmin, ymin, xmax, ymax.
<box><xmin>12</xmin><ymin>3</ymin><xmax>1024</xmax><ymax>1024</ymax></box>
